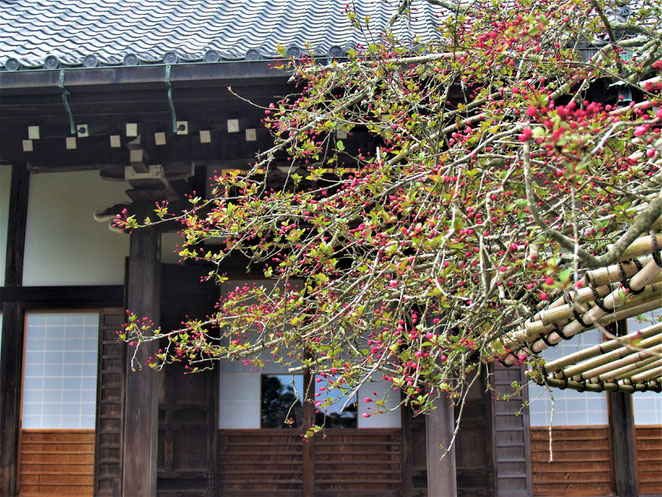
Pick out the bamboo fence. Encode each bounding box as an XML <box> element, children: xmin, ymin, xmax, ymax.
<box><xmin>495</xmin><ymin>227</ymin><xmax>662</xmax><ymax>392</ymax></box>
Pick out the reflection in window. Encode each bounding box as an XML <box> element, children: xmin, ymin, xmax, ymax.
<box><xmin>261</xmin><ymin>375</ymin><xmax>304</xmax><ymax>429</ymax></box>
<box><xmin>314</xmin><ymin>379</ymin><xmax>357</xmax><ymax>428</ymax></box>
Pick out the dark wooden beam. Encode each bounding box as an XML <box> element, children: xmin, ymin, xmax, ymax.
<box><xmin>0</xmin><ymin>61</ymin><xmax>286</xmax><ymax>93</ymax></box>
<box><xmin>4</xmin><ymin>163</ymin><xmax>29</xmax><ymax>287</ymax></box>
<box><xmin>609</xmin><ymin>320</ymin><xmax>638</xmax><ymax>497</ymax></box>
<box><xmin>426</xmin><ymin>394</ymin><xmax>457</xmax><ymax>497</ymax></box>
<box><xmin>0</xmin><ymin>285</ymin><xmax>123</xmax><ymax>307</ymax></box>
<box><xmin>0</xmin><ymin>302</ymin><xmax>25</xmax><ymax>497</ymax></box>
<box><xmin>122</xmin><ymin>226</ymin><xmax>161</xmax><ymax>497</ymax></box>
<box><xmin>0</xmin><ymin>164</ymin><xmax>29</xmax><ymax>497</ymax></box>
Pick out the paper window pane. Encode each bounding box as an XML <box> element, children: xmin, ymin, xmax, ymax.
<box><xmin>22</xmin><ymin>312</ymin><xmax>99</xmax><ymax>429</ymax></box>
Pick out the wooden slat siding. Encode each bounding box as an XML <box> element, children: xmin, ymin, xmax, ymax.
<box><xmin>314</xmin><ymin>429</ymin><xmax>402</xmax><ymax>496</ymax></box>
<box><xmin>218</xmin><ymin>429</ymin><xmax>402</xmax><ymax>496</ymax></box>
<box><xmin>530</xmin><ymin>426</ymin><xmax>614</xmax><ymax>496</ymax></box>
<box><xmin>218</xmin><ymin>430</ymin><xmax>304</xmax><ymax>497</ymax></box>
<box><xmin>636</xmin><ymin>425</ymin><xmax>662</xmax><ymax>495</ymax></box>
<box><xmin>94</xmin><ymin>310</ymin><xmax>125</xmax><ymax>497</ymax></box>
<box><xmin>19</xmin><ymin>430</ymin><xmax>95</xmax><ymax>496</ymax></box>
<box><xmin>492</xmin><ymin>365</ymin><xmax>531</xmax><ymax>497</ymax></box>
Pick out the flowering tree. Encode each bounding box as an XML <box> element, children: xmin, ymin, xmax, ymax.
<box><xmin>119</xmin><ymin>0</ymin><xmax>662</xmax><ymax>426</ymax></box>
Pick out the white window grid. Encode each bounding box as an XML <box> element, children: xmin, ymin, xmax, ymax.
<box><xmin>628</xmin><ymin>314</ymin><xmax>662</xmax><ymax>425</ymax></box>
<box><xmin>528</xmin><ymin>329</ymin><xmax>609</xmax><ymax>426</ymax></box>
<box><xmin>22</xmin><ymin>311</ymin><xmax>99</xmax><ymax>429</ymax></box>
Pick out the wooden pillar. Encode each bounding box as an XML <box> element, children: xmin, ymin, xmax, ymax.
<box><xmin>0</xmin><ymin>163</ymin><xmax>29</xmax><ymax>497</ymax></box>
<box><xmin>609</xmin><ymin>392</ymin><xmax>637</xmax><ymax>497</ymax></box>
<box><xmin>426</xmin><ymin>394</ymin><xmax>457</xmax><ymax>497</ymax></box>
<box><xmin>608</xmin><ymin>320</ymin><xmax>638</xmax><ymax>497</ymax></box>
<box><xmin>121</xmin><ymin>227</ymin><xmax>161</xmax><ymax>497</ymax></box>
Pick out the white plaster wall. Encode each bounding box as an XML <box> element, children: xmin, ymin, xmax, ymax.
<box><xmin>0</xmin><ymin>166</ymin><xmax>12</xmax><ymax>281</ymax></box>
<box><xmin>23</xmin><ymin>170</ymin><xmax>130</xmax><ymax>286</ymax></box>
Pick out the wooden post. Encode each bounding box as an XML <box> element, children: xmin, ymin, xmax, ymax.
<box><xmin>4</xmin><ymin>163</ymin><xmax>29</xmax><ymax>288</ymax></box>
<box><xmin>426</xmin><ymin>394</ymin><xmax>457</xmax><ymax>497</ymax></box>
<box><xmin>121</xmin><ymin>227</ymin><xmax>160</xmax><ymax>497</ymax></box>
<box><xmin>608</xmin><ymin>320</ymin><xmax>638</xmax><ymax>497</ymax></box>
<box><xmin>0</xmin><ymin>163</ymin><xmax>29</xmax><ymax>497</ymax></box>
<box><xmin>0</xmin><ymin>303</ymin><xmax>25</xmax><ymax>497</ymax></box>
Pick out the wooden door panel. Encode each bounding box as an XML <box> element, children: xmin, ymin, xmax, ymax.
<box><xmin>158</xmin><ymin>263</ymin><xmax>217</xmax><ymax>497</ymax></box>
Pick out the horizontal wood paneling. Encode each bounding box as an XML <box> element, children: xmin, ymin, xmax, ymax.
<box><xmin>530</xmin><ymin>426</ymin><xmax>613</xmax><ymax>496</ymax></box>
<box><xmin>637</xmin><ymin>425</ymin><xmax>662</xmax><ymax>495</ymax></box>
<box><xmin>218</xmin><ymin>429</ymin><xmax>402</xmax><ymax>497</ymax></box>
<box><xmin>19</xmin><ymin>430</ymin><xmax>94</xmax><ymax>496</ymax></box>
<box><xmin>314</xmin><ymin>429</ymin><xmax>402</xmax><ymax>496</ymax></box>
<box><xmin>218</xmin><ymin>430</ymin><xmax>303</xmax><ymax>497</ymax></box>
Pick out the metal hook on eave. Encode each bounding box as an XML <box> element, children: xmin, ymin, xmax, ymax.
<box><xmin>58</xmin><ymin>70</ymin><xmax>76</xmax><ymax>135</ymax></box>
<box><xmin>165</xmin><ymin>65</ymin><xmax>182</xmax><ymax>134</ymax></box>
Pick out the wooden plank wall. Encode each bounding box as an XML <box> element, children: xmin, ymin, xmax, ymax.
<box><xmin>636</xmin><ymin>425</ymin><xmax>662</xmax><ymax>495</ymax></box>
<box><xmin>530</xmin><ymin>426</ymin><xmax>613</xmax><ymax>496</ymax></box>
<box><xmin>218</xmin><ymin>429</ymin><xmax>402</xmax><ymax>497</ymax></box>
<box><xmin>19</xmin><ymin>430</ymin><xmax>94</xmax><ymax>496</ymax></box>
<box><xmin>218</xmin><ymin>430</ymin><xmax>304</xmax><ymax>497</ymax></box>
<box><xmin>313</xmin><ymin>429</ymin><xmax>402</xmax><ymax>497</ymax></box>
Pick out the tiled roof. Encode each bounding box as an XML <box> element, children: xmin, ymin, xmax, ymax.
<box><xmin>0</xmin><ymin>0</ymin><xmax>442</xmax><ymax>71</ymax></box>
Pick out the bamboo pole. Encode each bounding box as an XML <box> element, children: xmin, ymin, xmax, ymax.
<box><xmin>610</xmin><ymin>232</ymin><xmax>662</xmax><ymax>262</ymax></box>
<box><xmin>541</xmin><ymin>322</ymin><xmax>662</xmax><ymax>373</ymax></box>
<box><xmin>598</xmin><ymin>298</ymin><xmax>662</xmax><ymax>327</ymax></box>
<box><xmin>570</xmin><ymin>343</ymin><xmax>662</xmax><ymax>381</ymax></box>
<box><xmin>513</xmin><ymin>284</ymin><xmax>662</xmax><ymax>350</ymax></box>
<box><xmin>630</xmin><ymin>364</ymin><xmax>662</xmax><ymax>382</ymax></box>
<box><xmin>549</xmin><ymin>258</ymin><xmax>662</xmax><ymax>345</ymax></box>
<box><xmin>612</xmin><ymin>358</ymin><xmax>662</xmax><ymax>382</ymax></box>
<box><xmin>585</xmin><ymin>255</ymin><xmax>653</xmax><ymax>288</ymax></box>
<box><xmin>598</xmin><ymin>355</ymin><xmax>661</xmax><ymax>382</ymax></box>
<box><xmin>553</xmin><ymin>333</ymin><xmax>662</xmax><ymax>379</ymax></box>
<box><xmin>537</xmin><ymin>278</ymin><xmax>662</xmax><ymax>327</ymax></box>
<box><xmin>500</xmin><ymin>302</ymin><xmax>662</xmax><ymax>367</ymax></box>
<box><xmin>575</xmin><ymin>258</ymin><xmax>660</xmax><ymax>324</ymax></box>
<box><xmin>538</xmin><ymin>376</ymin><xmax>656</xmax><ymax>393</ymax></box>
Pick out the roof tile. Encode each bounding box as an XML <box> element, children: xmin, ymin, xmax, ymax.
<box><xmin>0</xmin><ymin>0</ymin><xmax>441</xmax><ymax>70</ymax></box>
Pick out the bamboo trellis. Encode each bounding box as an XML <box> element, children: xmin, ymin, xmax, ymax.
<box><xmin>495</xmin><ymin>227</ymin><xmax>662</xmax><ymax>393</ymax></box>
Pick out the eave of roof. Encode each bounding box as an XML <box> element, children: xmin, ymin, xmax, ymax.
<box><xmin>0</xmin><ymin>60</ymin><xmax>285</xmax><ymax>93</ymax></box>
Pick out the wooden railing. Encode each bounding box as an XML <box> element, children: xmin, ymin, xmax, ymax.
<box><xmin>19</xmin><ymin>430</ymin><xmax>94</xmax><ymax>496</ymax></box>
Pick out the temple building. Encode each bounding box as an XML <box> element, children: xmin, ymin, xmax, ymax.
<box><xmin>0</xmin><ymin>1</ymin><xmax>660</xmax><ymax>497</ymax></box>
